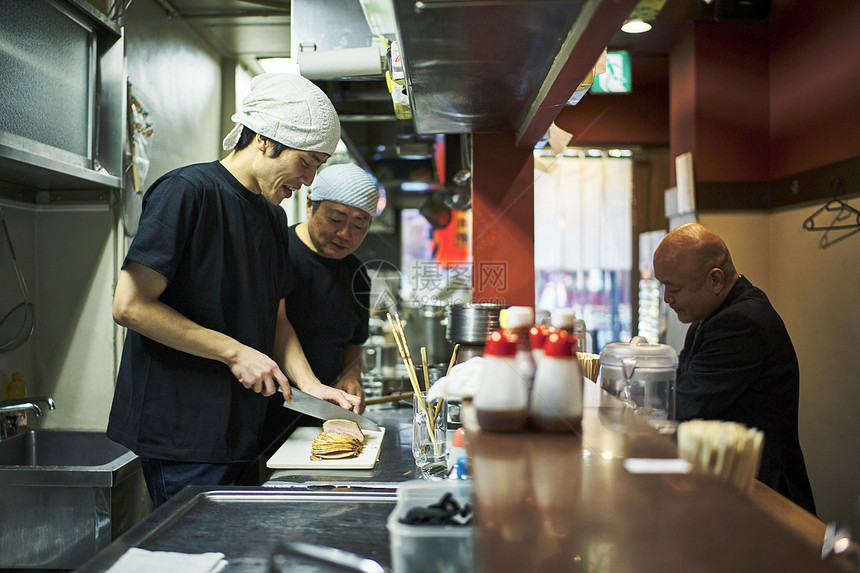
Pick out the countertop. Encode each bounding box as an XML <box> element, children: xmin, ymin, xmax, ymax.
<box><xmin>468</xmin><ymin>380</ymin><xmax>848</xmax><ymax>573</ymax></box>
<box><xmin>74</xmin><ymin>403</ymin><xmax>419</xmax><ymax>573</ymax></box>
<box><xmin>76</xmin><ymin>383</ymin><xmax>850</xmax><ymax>572</ymax></box>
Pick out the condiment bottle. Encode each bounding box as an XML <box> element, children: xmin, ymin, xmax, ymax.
<box><xmin>447</xmin><ymin>427</ymin><xmax>469</xmax><ymax>479</ymax></box>
<box><xmin>551</xmin><ymin>308</ymin><xmax>587</xmax><ymax>354</ymax></box>
<box><xmin>4</xmin><ymin>371</ymin><xmax>28</xmax><ymax>436</ymax></box>
<box><xmin>529</xmin><ymin>324</ymin><xmax>548</xmax><ymax>363</ymax></box>
<box><xmin>474</xmin><ymin>329</ymin><xmax>528</xmax><ymax>432</ymax></box>
<box><xmin>506</xmin><ymin>306</ymin><xmax>536</xmax><ymax>388</ymax></box>
<box><xmin>528</xmin><ymin>331</ymin><xmax>583</xmax><ymax>432</ymax></box>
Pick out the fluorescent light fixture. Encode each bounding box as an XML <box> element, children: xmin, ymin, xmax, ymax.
<box><xmin>608</xmin><ymin>149</ymin><xmax>633</xmax><ymax>158</ymax></box>
<box><xmin>401</xmin><ymin>181</ymin><xmax>432</xmax><ymax>192</ymax></box>
<box><xmin>621</xmin><ymin>19</ymin><xmax>652</xmax><ymax>34</ymax></box>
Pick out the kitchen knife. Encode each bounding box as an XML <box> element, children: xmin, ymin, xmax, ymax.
<box><xmin>282</xmin><ymin>387</ymin><xmax>380</xmax><ymax>432</ymax></box>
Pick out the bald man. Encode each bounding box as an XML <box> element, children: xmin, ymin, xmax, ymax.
<box><xmin>653</xmin><ymin>223</ymin><xmax>816</xmax><ymax>514</ymax></box>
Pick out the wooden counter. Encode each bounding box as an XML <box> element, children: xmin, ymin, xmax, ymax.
<box><xmin>467</xmin><ymin>380</ymin><xmax>848</xmax><ymax>572</ymax></box>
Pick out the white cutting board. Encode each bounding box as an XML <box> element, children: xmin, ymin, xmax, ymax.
<box><xmin>266</xmin><ymin>426</ymin><xmax>386</xmax><ymax>470</ymax></box>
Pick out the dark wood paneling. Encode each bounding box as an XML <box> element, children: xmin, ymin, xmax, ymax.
<box><xmin>696</xmin><ymin>155</ymin><xmax>860</xmax><ymax>211</ymax></box>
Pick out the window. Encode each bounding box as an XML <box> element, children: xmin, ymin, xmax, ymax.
<box><xmin>534</xmin><ymin>150</ymin><xmax>632</xmax><ymax>352</ymax></box>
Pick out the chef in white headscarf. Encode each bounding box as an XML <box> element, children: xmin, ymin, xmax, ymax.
<box><xmin>107</xmin><ymin>74</ymin><xmax>360</xmax><ymax>507</ymax></box>
<box><xmin>262</xmin><ymin>164</ymin><xmax>381</xmax><ymax>452</ymax></box>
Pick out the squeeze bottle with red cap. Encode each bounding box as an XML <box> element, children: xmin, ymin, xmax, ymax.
<box><xmin>528</xmin><ymin>330</ymin><xmax>583</xmax><ymax>432</ymax></box>
<box><xmin>506</xmin><ymin>305</ymin><xmax>536</xmax><ymax>387</ymax></box>
<box><xmin>530</xmin><ymin>324</ymin><xmax>548</xmax><ymax>363</ymax></box>
<box><xmin>474</xmin><ymin>329</ymin><xmax>528</xmax><ymax>432</ymax></box>
<box><xmin>551</xmin><ymin>307</ymin><xmax>587</xmax><ymax>354</ymax></box>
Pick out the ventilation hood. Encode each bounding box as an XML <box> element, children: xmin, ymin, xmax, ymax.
<box><xmin>293</xmin><ymin>0</ymin><xmax>639</xmax><ymax>150</ymax></box>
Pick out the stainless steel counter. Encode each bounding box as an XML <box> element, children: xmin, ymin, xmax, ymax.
<box><xmin>75</xmin><ymin>404</ymin><xmax>419</xmax><ymax>572</ymax></box>
<box><xmin>74</xmin><ymin>487</ymin><xmax>397</xmax><ymax>572</ymax></box>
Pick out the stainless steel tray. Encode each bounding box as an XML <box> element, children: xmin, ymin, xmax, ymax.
<box><xmin>76</xmin><ymin>487</ymin><xmax>398</xmax><ymax>572</ymax></box>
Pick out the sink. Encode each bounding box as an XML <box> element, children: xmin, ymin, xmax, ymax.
<box><xmin>0</xmin><ymin>429</ymin><xmax>153</xmax><ymax>569</ymax></box>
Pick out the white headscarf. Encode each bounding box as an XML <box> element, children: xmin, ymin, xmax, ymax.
<box><xmin>222</xmin><ymin>73</ymin><xmax>341</xmax><ymax>156</ymax></box>
<box><xmin>310</xmin><ymin>163</ymin><xmax>380</xmax><ymax>217</ymax></box>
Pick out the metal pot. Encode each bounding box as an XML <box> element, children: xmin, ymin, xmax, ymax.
<box><xmin>445</xmin><ymin>303</ymin><xmax>504</xmax><ymax>345</ymax></box>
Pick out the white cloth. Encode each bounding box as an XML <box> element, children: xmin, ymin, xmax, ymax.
<box><xmin>426</xmin><ymin>357</ymin><xmax>486</xmax><ymax>402</ymax></box>
<box><xmin>222</xmin><ymin>73</ymin><xmax>340</xmax><ymax>156</ymax></box>
<box><xmin>106</xmin><ymin>548</ymin><xmax>228</xmax><ymax>573</ymax></box>
<box><xmin>311</xmin><ymin>163</ymin><xmax>380</xmax><ymax>217</ymax></box>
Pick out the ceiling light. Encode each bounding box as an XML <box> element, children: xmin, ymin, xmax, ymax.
<box><xmin>621</xmin><ymin>19</ymin><xmax>652</xmax><ymax>34</ymax></box>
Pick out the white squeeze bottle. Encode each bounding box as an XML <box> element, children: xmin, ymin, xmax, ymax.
<box><xmin>528</xmin><ymin>330</ymin><xmax>583</xmax><ymax>432</ymax></box>
<box><xmin>505</xmin><ymin>306</ymin><xmax>536</xmax><ymax>388</ymax></box>
<box><xmin>474</xmin><ymin>329</ymin><xmax>528</xmax><ymax>432</ymax></box>
<box><xmin>551</xmin><ymin>307</ymin><xmax>587</xmax><ymax>354</ymax></box>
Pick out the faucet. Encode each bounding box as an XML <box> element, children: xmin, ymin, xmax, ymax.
<box><xmin>0</xmin><ymin>396</ymin><xmax>55</xmax><ymax>441</ymax></box>
<box><xmin>1</xmin><ymin>396</ymin><xmax>56</xmax><ymax>411</ymax></box>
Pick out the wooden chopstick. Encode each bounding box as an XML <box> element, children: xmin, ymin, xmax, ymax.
<box><xmin>421</xmin><ymin>347</ymin><xmax>430</xmax><ymax>392</ymax></box>
<box><xmin>365</xmin><ymin>391</ymin><xmax>414</xmax><ymax>405</ymax></box>
<box><xmin>394</xmin><ymin>312</ymin><xmax>420</xmax><ymax>389</ymax></box>
<box><xmin>386</xmin><ymin>312</ymin><xmax>439</xmax><ymax>454</ymax></box>
<box><xmin>387</xmin><ymin>313</ymin><xmax>416</xmax><ymax>390</ymax></box>
<box><xmin>446</xmin><ymin>343</ymin><xmax>460</xmax><ymax>376</ymax></box>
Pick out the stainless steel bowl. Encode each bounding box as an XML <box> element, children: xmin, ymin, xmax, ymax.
<box><xmin>445</xmin><ymin>303</ymin><xmax>505</xmax><ymax>344</ymax></box>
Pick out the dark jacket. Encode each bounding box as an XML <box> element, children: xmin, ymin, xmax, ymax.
<box><xmin>677</xmin><ymin>276</ymin><xmax>816</xmax><ymax>514</ymax></box>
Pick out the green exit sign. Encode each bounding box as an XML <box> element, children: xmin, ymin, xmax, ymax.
<box><xmin>592</xmin><ymin>51</ymin><xmax>632</xmax><ymax>94</ymax></box>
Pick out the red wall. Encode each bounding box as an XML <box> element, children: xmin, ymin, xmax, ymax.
<box><xmin>470</xmin><ymin>133</ymin><xmax>535</xmax><ymax>305</ymax></box>
<box><xmin>680</xmin><ymin>21</ymin><xmax>771</xmax><ymax>183</ymax></box>
<box><xmin>671</xmin><ymin>2</ymin><xmax>860</xmax><ymax>185</ymax></box>
<box><xmin>468</xmin><ymin>2</ymin><xmax>860</xmax><ymax>305</ymax></box>
<box><xmin>560</xmin><ymin>1</ymin><xmax>860</xmax><ymax>185</ymax></box>
<box><xmin>554</xmin><ymin>54</ymin><xmax>671</xmax><ymax>146</ymax></box>
<box><xmin>769</xmin><ymin>1</ymin><xmax>860</xmax><ymax>178</ymax></box>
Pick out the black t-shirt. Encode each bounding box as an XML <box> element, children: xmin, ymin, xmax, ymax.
<box><xmin>283</xmin><ymin>224</ymin><xmax>370</xmax><ymax>384</ymax></box>
<box><xmin>261</xmin><ymin>225</ymin><xmax>370</xmax><ymax>449</ymax></box>
<box><xmin>107</xmin><ymin>161</ymin><xmax>289</xmax><ymax>463</ymax></box>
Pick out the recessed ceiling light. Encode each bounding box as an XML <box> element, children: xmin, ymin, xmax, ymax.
<box><xmin>621</xmin><ymin>19</ymin><xmax>652</xmax><ymax>34</ymax></box>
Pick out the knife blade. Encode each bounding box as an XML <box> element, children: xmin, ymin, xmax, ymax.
<box><xmin>282</xmin><ymin>387</ymin><xmax>380</xmax><ymax>432</ymax></box>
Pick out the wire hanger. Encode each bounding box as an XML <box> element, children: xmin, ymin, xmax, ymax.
<box><xmin>802</xmin><ymin>178</ymin><xmax>860</xmax><ymax>232</ymax></box>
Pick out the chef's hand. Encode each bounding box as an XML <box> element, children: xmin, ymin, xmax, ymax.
<box><xmin>316</xmin><ymin>385</ymin><xmax>362</xmax><ymax>413</ymax></box>
<box><xmin>229</xmin><ymin>345</ymin><xmax>290</xmax><ymax>397</ymax></box>
<box><xmin>335</xmin><ymin>378</ymin><xmax>366</xmax><ymax>414</ymax></box>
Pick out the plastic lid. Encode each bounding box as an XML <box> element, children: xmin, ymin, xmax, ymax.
<box><xmin>484</xmin><ymin>329</ymin><xmax>518</xmax><ymax>356</ymax></box>
<box><xmin>529</xmin><ymin>324</ymin><xmax>548</xmax><ymax>350</ymax></box>
<box><xmin>506</xmin><ymin>306</ymin><xmax>534</xmax><ymax>328</ymax></box>
<box><xmin>599</xmin><ymin>336</ymin><xmax>678</xmax><ymax>368</ymax></box>
<box><xmin>543</xmin><ymin>331</ymin><xmax>576</xmax><ymax>357</ymax></box>
<box><xmin>452</xmin><ymin>427</ymin><xmax>466</xmax><ymax>448</ymax></box>
<box><xmin>551</xmin><ymin>308</ymin><xmax>576</xmax><ymax>329</ymax></box>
